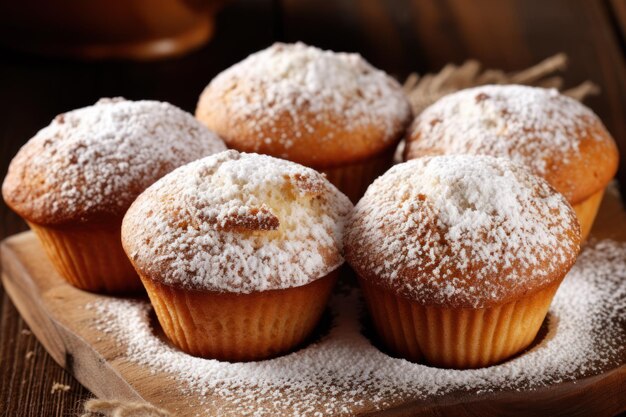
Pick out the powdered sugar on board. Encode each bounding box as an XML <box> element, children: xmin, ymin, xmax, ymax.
<box><xmin>88</xmin><ymin>239</ymin><xmax>626</xmax><ymax>416</ymax></box>
<box><xmin>344</xmin><ymin>155</ymin><xmax>580</xmax><ymax>308</ymax></box>
<box><xmin>406</xmin><ymin>84</ymin><xmax>605</xmax><ymax>176</ymax></box>
<box><xmin>2</xmin><ymin>98</ymin><xmax>226</xmax><ymax>224</ymax></box>
<box><xmin>122</xmin><ymin>151</ymin><xmax>353</xmax><ymax>292</ymax></box>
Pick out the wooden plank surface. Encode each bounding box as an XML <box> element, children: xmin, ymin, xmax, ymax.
<box><xmin>1</xmin><ymin>0</ymin><xmax>626</xmax><ymax>415</ymax></box>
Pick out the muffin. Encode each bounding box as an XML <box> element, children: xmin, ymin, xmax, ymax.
<box><xmin>2</xmin><ymin>98</ymin><xmax>226</xmax><ymax>293</ymax></box>
<box><xmin>121</xmin><ymin>150</ymin><xmax>352</xmax><ymax>361</ymax></box>
<box><xmin>344</xmin><ymin>155</ymin><xmax>581</xmax><ymax>369</ymax></box>
<box><xmin>404</xmin><ymin>85</ymin><xmax>619</xmax><ymax>240</ymax></box>
<box><xmin>196</xmin><ymin>42</ymin><xmax>412</xmax><ymax>202</ymax></box>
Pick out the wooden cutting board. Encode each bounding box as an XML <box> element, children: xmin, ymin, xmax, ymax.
<box><xmin>1</xmin><ymin>186</ymin><xmax>625</xmax><ymax>417</ymax></box>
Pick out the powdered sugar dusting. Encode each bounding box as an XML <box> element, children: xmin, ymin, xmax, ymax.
<box><xmin>345</xmin><ymin>155</ymin><xmax>580</xmax><ymax>307</ymax></box>
<box><xmin>88</xmin><ymin>240</ymin><xmax>626</xmax><ymax>416</ymax></box>
<box><xmin>2</xmin><ymin>98</ymin><xmax>226</xmax><ymax>224</ymax></box>
<box><xmin>121</xmin><ymin>151</ymin><xmax>353</xmax><ymax>292</ymax></box>
<box><xmin>198</xmin><ymin>42</ymin><xmax>411</xmax><ymax>154</ymax></box>
<box><xmin>406</xmin><ymin>85</ymin><xmax>606</xmax><ymax>176</ymax></box>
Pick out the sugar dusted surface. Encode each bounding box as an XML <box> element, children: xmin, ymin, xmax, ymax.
<box><xmin>407</xmin><ymin>85</ymin><xmax>606</xmax><ymax>176</ymax></box>
<box><xmin>2</xmin><ymin>98</ymin><xmax>226</xmax><ymax>224</ymax></box>
<box><xmin>122</xmin><ymin>151</ymin><xmax>353</xmax><ymax>292</ymax></box>
<box><xmin>345</xmin><ymin>155</ymin><xmax>580</xmax><ymax>307</ymax></box>
<box><xmin>198</xmin><ymin>42</ymin><xmax>411</xmax><ymax>157</ymax></box>
<box><xmin>88</xmin><ymin>240</ymin><xmax>626</xmax><ymax>416</ymax></box>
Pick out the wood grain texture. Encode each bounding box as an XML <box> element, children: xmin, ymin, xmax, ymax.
<box><xmin>1</xmin><ymin>186</ymin><xmax>626</xmax><ymax>417</ymax></box>
<box><xmin>1</xmin><ymin>0</ymin><xmax>626</xmax><ymax>415</ymax></box>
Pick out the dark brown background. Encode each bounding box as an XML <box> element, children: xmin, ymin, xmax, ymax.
<box><xmin>1</xmin><ymin>0</ymin><xmax>625</xmax><ymax>415</ymax></box>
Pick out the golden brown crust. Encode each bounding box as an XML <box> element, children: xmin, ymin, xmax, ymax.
<box><xmin>406</xmin><ymin>119</ymin><xmax>618</xmax><ymax>204</ymax></box>
<box><xmin>121</xmin><ymin>151</ymin><xmax>353</xmax><ymax>293</ymax></box>
<box><xmin>2</xmin><ymin>142</ymin><xmax>156</xmax><ymax>225</ymax></box>
<box><xmin>352</xmin><ymin>242</ymin><xmax>576</xmax><ymax>309</ymax></box>
<box><xmin>344</xmin><ymin>155</ymin><xmax>581</xmax><ymax>309</ymax></box>
<box><xmin>213</xmin><ymin>205</ymin><xmax>280</xmax><ymax>232</ymax></box>
<box><xmin>195</xmin><ymin>42</ymin><xmax>412</xmax><ymax>168</ymax></box>
<box><xmin>196</xmin><ymin>102</ymin><xmax>409</xmax><ymax>168</ymax></box>
<box><xmin>348</xmin><ymin>189</ymin><xmax>579</xmax><ymax>308</ymax></box>
<box><xmin>542</xmin><ymin>124</ymin><xmax>618</xmax><ymax>204</ymax></box>
<box><xmin>404</xmin><ymin>85</ymin><xmax>619</xmax><ymax>204</ymax></box>
<box><xmin>2</xmin><ymin>99</ymin><xmax>226</xmax><ymax>226</ymax></box>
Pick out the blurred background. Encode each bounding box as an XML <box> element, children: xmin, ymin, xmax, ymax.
<box><xmin>0</xmin><ymin>0</ymin><xmax>625</xmax><ymax>415</ymax></box>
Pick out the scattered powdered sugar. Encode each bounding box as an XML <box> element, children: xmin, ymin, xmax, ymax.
<box><xmin>406</xmin><ymin>85</ymin><xmax>605</xmax><ymax>176</ymax></box>
<box><xmin>2</xmin><ymin>98</ymin><xmax>226</xmax><ymax>224</ymax></box>
<box><xmin>198</xmin><ymin>42</ymin><xmax>411</xmax><ymax>152</ymax></box>
<box><xmin>345</xmin><ymin>155</ymin><xmax>580</xmax><ymax>308</ymax></box>
<box><xmin>121</xmin><ymin>150</ymin><xmax>353</xmax><ymax>292</ymax></box>
<box><xmin>88</xmin><ymin>239</ymin><xmax>626</xmax><ymax>416</ymax></box>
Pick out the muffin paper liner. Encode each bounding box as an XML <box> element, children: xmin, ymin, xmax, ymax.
<box><xmin>573</xmin><ymin>188</ymin><xmax>605</xmax><ymax>241</ymax></box>
<box><xmin>28</xmin><ymin>221</ymin><xmax>142</xmax><ymax>293</ymax></box>
<box><xmin>360</xmin><ymin>278</ymin><xmax>561</xmax><ymax>369</ymax></box>
<box><xmin>322</xmin><ymin>146</ymin><xmax>396</xmax><ymax>204</ymax></box>
<box><xmin>140</xmin><ymin>270</ymin><xmax>338</xmax><ymax>361</ymax></box>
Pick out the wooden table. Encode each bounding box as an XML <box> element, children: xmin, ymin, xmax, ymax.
<box><xmin>1</xmin><ymin>1</ymin><xmax>625</xmax><ymax>415</ymax></box>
